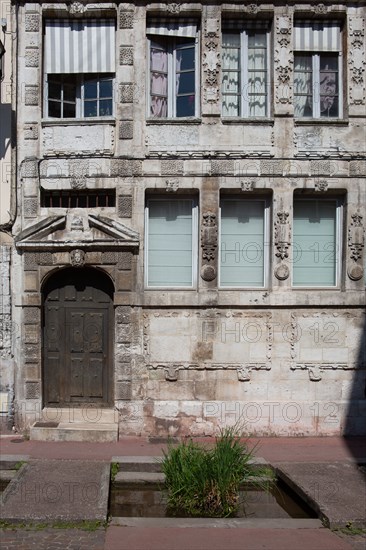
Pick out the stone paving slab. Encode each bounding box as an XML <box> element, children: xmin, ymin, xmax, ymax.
<box><xmin>114</xmin><ymin>471</ymin><xmax>165</xmax><ymax>484</ymax></box>
<box><xmin>111</xmin><ymin>517</ymin><xmax>323</xmax><ymax>529</ymax></box>
<box><xmin>104</xmin><ymin>526</ymin><xmax>354</xmax><ymax>549</ymax></box>
<box><xmin>0</xmin><ymin>459</ymin><xmax>110</xmax><ymax>523</ymax></box>
<box><xmin>275</xmin><ymin>462</ymin><xmax>366</xmax><ymax>529</ymax></box>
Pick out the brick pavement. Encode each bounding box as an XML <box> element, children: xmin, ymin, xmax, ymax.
<box><xmin>0</xmin><ymin>527</ymin><xmax>105</xmax><ymax>550</ymax></box>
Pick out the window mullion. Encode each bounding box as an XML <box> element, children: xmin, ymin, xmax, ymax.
<box><xmin>242</xmin><ymin>31</ymin><xmax>248</xmax><ymax>118</ymax></box>
<box><xmin>313</xmin><ymin>54</ymin><xmax>320</xmax><ymax>118</ymax></box>
<box><xmin>169</xmin><ymin>45</ymin><xmax>175</xmax><ymax>117</ymax></box>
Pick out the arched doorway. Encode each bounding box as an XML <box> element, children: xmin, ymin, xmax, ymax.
<box><xmin>42</xmin><ymin>268</ymin><xmax>114</xmax><ymax>407</ymax></box>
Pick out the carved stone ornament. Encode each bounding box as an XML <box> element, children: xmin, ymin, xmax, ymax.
<box><xmin>274</xmin><ymin>211</ymin><xmax>291</xmax><ymax>260</ymax></box>
<box><xmin>70</xmin><ymin>217</ymin><xmax>84</xmax><ymax>232</ymax></box>
<box><xmin>349</xmin><ymin>18</ymin><xmax>366</xmax><ymax>106</ymax></box>
<box><xmin>68</xmin><ymin>2</ymin><xmax>86</xmax><ymax>15</ymax></box>
<box><xmin>201</xmin><ymin>213</ymin><xmax>218</xmax><ymax>260</ymax></box>
<box><xmin>348</xmin><ymin>212</ymin><xmax>365</xmax><ymax>264</ymax></box>
<box><xmin>241</xmin><ymin>179</ymin><xmax>255</xmax><ymax>192</ymax></box>
<box><xmin>166</xmin><ymin>3</ymin><xmax>181</xmax><ymax>15</ymax></box>
<box><xmin>201</xmin><ymin>265</ymin><xmax>217</xmax><ymax>282</ymax></box>
<box><xmin>70</xmin><ymin>175</ymin><xmax>86</xmax><ymax>189</ymax></box>
<box><xmin>315</xmin><ymin>180</ymin><xmax>328</xmax><ymax>192</ymax></box>
<box><xmin>246</xmin><ymin>3</ymin><xmax>259</xmax><ymax>15</ymax></box>
<box><xmin>165</xmin><ymin>179</ymin><xmax>179</xmax><ymax>192</ymax></box>
<box><xmin>274</xmin><ymin>263</ymin><xmax>289</xmax><ymax>281</ymax></box>
<box><xmin>70</xmin><ymin>249</ymin><xmax>86</xmax><ymax>267</ymax></box>
<box><xmin>312</xmin><ymin>3</ymin><xmax>328</xmax><ymax>15</ymax></box>
<box><xmin>277</xmin><ymin>65</ymin><xmax>291</xmax><ymax>84</ymax></box>
<box><xmin>347</xmin><ymin>265</ymin><xmax>364</xmax><ymax>281</ymax></box>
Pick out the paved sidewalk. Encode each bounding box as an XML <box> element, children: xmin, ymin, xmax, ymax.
<box><xmin>0</xmin><ymin>436</ymin><xmax>365</xmax><ymax>550</ymax></box>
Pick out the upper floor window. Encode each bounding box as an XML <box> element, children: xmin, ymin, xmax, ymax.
<box><xmin>219</xmin><ymin>197</ymin><xmax>270</xmax><ymax>288</ymax></box>
<box><xmin>222</xmin><ymin>21</ymin><xmax>270</xmax><ymax>117</ymax></box>
<box><xmin>294</xmin><ymin>21</ymin><xmax>342</xmax><ymax>118</ymax></box>
<box><xmin>145</xmin><ymin>197</ymin><xmax>198</xmax><ymax>287</ymax></box>
<box><xmin>293</xmin><ymin>198</ymin><xmax>342</xmax><ymax>287</ymax></box>
<box><xmin>44</xmin><ymin>19</ymin><xmax>115</xmax><ymax>119</ymax></box>
<box><xmin>147</xmin><ymin>19</ymin><xmax>199</xmax><ymax>118</ymax></box>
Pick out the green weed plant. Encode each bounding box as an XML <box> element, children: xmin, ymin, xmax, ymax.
<box><xmin>161</xmin><ymin>426</ymin><xmax>273</xmax><ymax>518</ymax></box>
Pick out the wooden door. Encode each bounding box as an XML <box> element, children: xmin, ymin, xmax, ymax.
<box><xmin>43</xmin><ymin>268</ymin><xmax>114</xmax><ymax>406</ymax></box>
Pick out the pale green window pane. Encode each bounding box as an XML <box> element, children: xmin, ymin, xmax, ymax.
<box><xmin>293</xmin><ymin>200</ymin><xmax>337</xmax><ymax>286</ymax></box>
<box><xmin>148</xmin><ymin>200</ymin><xmax>193</xmax><ymax>286</ymax></box>
<box><xmin>220</xmin><ymin>200</ymin><xmax>265</xmax><ymax>287</ymax></box>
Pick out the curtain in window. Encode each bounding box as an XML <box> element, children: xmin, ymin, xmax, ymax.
<box><xmin>220</xmin><ymin>200</ymin><xmax>265</xmax><ymax>287</ymax></box>
<box><xmin>248</xmin><ymin>32</ymin><xmax>267</xmax><ymax>116</ymax></box>
<box><xmin>294</xmin><ymin>55</ymin><xmax>312</xmax><ymax>117</ymax></box>
<box><xmin>147</xmin><ymin>200</ymin><xmax>193</xmax><ymax>287</ymax></box>
<box><xmin>222</xmin><ymin>33</ymin><xmax>240</xmax><ymax>116</ymax></box>
<box><xmin>45</xmin><ymin>20</ymin><xmax>115</xmax><ymax>74</ymax></box>
<box><xmin>293</xmin><ymin>200</ymin><xmax>337</xmax><ymax>286</ymax></box>
<box><xmin>150</xmin><ymin>42</ymin><xmax>168</xmax><ymax>117</ymax></box>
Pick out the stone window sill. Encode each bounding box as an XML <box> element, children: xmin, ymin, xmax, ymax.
<box><xmin>41</xmin><ymin>118</ymin><xmax>116</xmax><ymax>127</ymax></box>
<box><xmin>146</xmin><ymin>118</ymin><xmax>202</xmax><ymax>125</ymax></box>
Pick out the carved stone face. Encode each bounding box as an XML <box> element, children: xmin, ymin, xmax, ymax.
<box><xmin>70</xmin><ymin>249</ymin><xmax>85</xmax><ymax>267</ymax></box>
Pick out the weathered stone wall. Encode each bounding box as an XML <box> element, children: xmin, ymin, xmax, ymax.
<box><xmin>11</xmin><ymin>1</ymin><xmax>366</xmax><ymax>436</ymax></box>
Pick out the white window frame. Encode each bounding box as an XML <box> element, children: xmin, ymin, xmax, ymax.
<box><xmin>293</xmin><ymin>52</ymin><xmax>342</xmax><ymax>119</ymax></box>
<box><xmin>144</xmin><ymin>196</ymin><xmax>198</xmax><ymax>289</ymax></box>
<box><xmin>44</xmin><ymin>74</ymin><xmax>115</xmax><ymax>119</ymax></box>
<box><xmin>221</xmin><ymin>27</ymin><xmax>270</xmax><ymax>118</ymax></box>
<box><xmin>292</xmin><ymin>198</ymin><xmax>343</xmax><ymax>288</ymax></box>
<box><xmin>218</xmin><ymin>197</ymin><xmax>271</xmax><ymax>289</ymax></box>
<box><xmin>147</xmin><ymin>35</ymin><xmax>200</xmax><ymax>118</ymax></box>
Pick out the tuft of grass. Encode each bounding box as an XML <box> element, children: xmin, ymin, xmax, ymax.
<box><xmin>14</xmin><ymin>461</ymin><xmax>26</xmax><ymax>471</ymax></box>
<box><xmin>161</xmin><ymin>425</ymin><xmax>274</xmax><ymax>518</ymax></box>
<box><xmin>110</xmin><ymin>462</ymin><xmax>119</xmax><ymax>483</ymax></box>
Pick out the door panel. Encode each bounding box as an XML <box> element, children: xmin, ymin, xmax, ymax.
<box><xmin>43</xmin><ymin>268</ymin><xmax>114</xmax><ymax>406</ymax></box>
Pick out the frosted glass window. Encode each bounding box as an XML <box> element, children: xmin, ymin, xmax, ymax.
<box><xmin>146</xmin><ymin>199</ymin><xmax>196</xmax><ymax>287</ymax></box>
<box><xmin>293</xmin><ymin>200</ymin><xmax>339</xmax><ymax>287</ymax></box>
<box><xmin>220</xmin><ymin>199</ymin><xmax>266</xmax><ymax>287</ymax></box>
<box><xmin>222</xmin><ymin>26</ymin><xmax>269</xmax><ymax>118</ymax></box>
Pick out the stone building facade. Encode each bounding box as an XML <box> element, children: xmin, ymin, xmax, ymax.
<box><xmin>6</xmin><ymin>1</ymin><xmax>366</xmax><ymax>439</ymax></box>
<box><xmin>0</xmin><ymin>0</ymin><xmax>14</xmax><ymax>430</ymax></box>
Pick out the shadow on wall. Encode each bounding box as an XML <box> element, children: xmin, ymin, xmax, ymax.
<box><xmin>344</xmin><ymin>309</ymin><xmax>366</xmax><ymax>475</ymax></box>
<box><xmin>0</xmin><ymin>103</ymin><xmax>11</xmax><ymax>160</ymax></box>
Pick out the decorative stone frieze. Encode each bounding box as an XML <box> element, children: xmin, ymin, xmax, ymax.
<box><xmin>120</xmin><ymin>84</ymin><xmax>134</xmax><ymax>103</ymax></box>
<box><xmin>21</xmin><ymin>160</ymin><xmax>38</xmax><ymax>178</ymax></box>
<box><xmin>274</xmin><ymin>211</ymin><xmax>291</xmax><ymax>261</ymax></box>
<box><xmin>118</xmin><ymin>195</ymin><xmax>133</xmax><ymax>218</ymax></box>
<box><xmin>25</xmin><ymin>381</ymin><xmax>41</xmax><ymax>399</ymax></box>
<box><xmin>202</xmin><ymin>16</ymin><xmax>221</xmax><ymax>105</ymax></box>
<box><xmin>311</xmin><ymin>160</ymin><xmax>331</xmax><ymax>176</ymax></box>
<box><xmin>118</xmin><ymin>252</ymin><xmax>132</xmax><ymax>270</ymax></box>
<box><xmin>24</xmin><ymin>123</ymin><xmax>38</xmax><ymax>140</ymax></box>
<box><xmin>38</xmin><ymin>252</ymin><xmax>53</xmax><ymax>265</ymax></box>
<box><xmin>261</xmin><ymin>160</ymin><xmax>284</xmax><ymax>176</ymax></box>
<box><xmin>119</xmin><ymin>9</ymin><xmax>134</xmax><ymax>29</ymax></box>
<box><xmin>347</xmin><ymin>213</ymin><xmax>364</xmax><ymax>281</ymax></box>
<box><xmin>111</xmin><ymin>159</ymin><xmax>142</xmax><ymax>177</ymax></box>
<box><xmin>119</xmin><ymin>122</ymin><xmax>134</xmax><ymax>140</ymax></box>
<box><xmin>349</xmin><ymin>18</ymin><xmax>366</xmax><ymax>106</ymax></box>
<box><xmin>290</xmin><ymin>363</ymin><xmax>357</xmax><ymax>382</ymax></box>
<box><xmin>24</xmin><ymin>253</ymin><xmax>38</xmax><ymax>271</ymax></box>
<box><xmin>25</xmin><ymin>48</ymin><xmax>39</xmax><ymax>67</ymax></box>
<box><xmin>116</xmin><ymin>306</ymin><xmax>132</xmax><ymax>325</ymax></box>
<box><xmin>24</xmin><ymin>344</ymin><xmax>39</xmax><ymax>363</ymax></box>
<box><xmin>24</xmin><ymin>198</ymin><xmax>38</xmax><ymax>218</ymax></box>
<box><xmin>161</xmin><ymin>160</ymin><xmax>184</xmax><ymax>176</ymax></box>
<box><xmin>25</xmin><ymin>85</ymin><xmax>39</xmax><ymax>106</ymax></box>
<box><xmin>148</xmin><ymin>363</ymin><xmax>271</xmax><ymax>382</ymax></box>
<box><xmin>25</xmin><ymin>14</ymin><xmax>40</xmax><ymax>32</ymax></box>
<box><xmin>115</xmin><ymin>381</ymin><xmax>132</xmax><ymax>400</ymax></box>
<box><xmin>69</xmin><ymin>249</ymin><xmax>86</xmax><ymax>267</ymax></box>
<box><xmin>23</xmin><ymin>307</ymin><xmax>40</xmax><ymax>324</ymax></box>
<box><xmin>201</xmin><ymin>213</ymin><xmax>218</xmax><ymax>281</ymax></box>
<box><xmin>119</xmin><ymin>46</ymin><xmax>134</xmax><ymax>66</ymax></box>
<box><xmin>274</xmin><ymin>15</ymin><xmax>293</xmax><ymax>109</ymax></box>
<box><xmin>101</xmin><ymin>252</ymin><xmax>117</xmax><ymax>265</ymax></box>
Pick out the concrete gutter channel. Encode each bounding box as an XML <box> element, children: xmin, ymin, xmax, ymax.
<box><xmin>0</xmin><ymin>454</ymin><xmax>365</xmax><ymax>531</ymax></box>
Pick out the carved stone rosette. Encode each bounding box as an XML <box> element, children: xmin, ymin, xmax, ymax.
<box><xmin>274</xmin><ymin>15</ymin><xmax>293</xmax><ymax>110</ymax></box>
<box><xmin>347</xmin><ymin>213</ymin><xmax>365</xmax><ymax>281</ymax></box>
<box><xmin>202</xmin><ymin>16</ymin><xmax>221</xmax><ymax>106</ymax></box>
<box><xmin>349</xmin><ymin>18</ymin><xmax>366</xmax><ymax>106</ymax></box>
<box><xmin>274</xmin><ymin>211</ymin><xmax>291</xmax><ymax>279</ymax></box>
<box><xmin>201</xmin><ymin>212</ymin><xmax>218</xmax><ymax>281</ymax></box>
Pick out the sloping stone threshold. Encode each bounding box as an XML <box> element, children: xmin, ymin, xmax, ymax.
<box><xmin>30</xmin><ymin>408</ymin><xmax>118</xmax><ymax>442</ymax></box>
